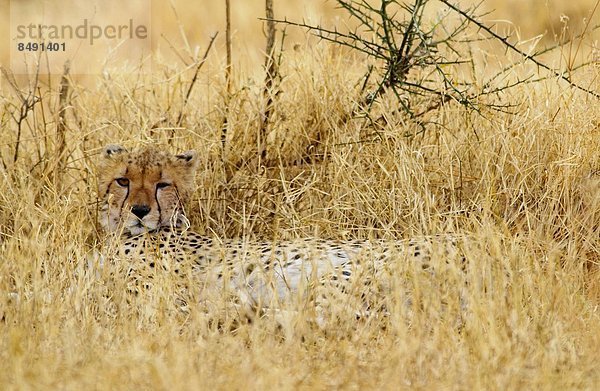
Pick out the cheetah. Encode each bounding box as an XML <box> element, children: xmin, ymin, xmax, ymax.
<box><xmin>97</xmin><ymin>144</ymin><xmax>467</xmax><ymax>319</ymax></box>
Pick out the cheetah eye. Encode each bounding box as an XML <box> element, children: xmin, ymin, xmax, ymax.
<box><xmin>115</xmin><ymin>178</ymin><xmax>130</xmax><ymax>187</ymax></box>
<box><xmin>156</xmin><ymin>182</ymin><xmax>171</xmax><ymax>189</ymax></box>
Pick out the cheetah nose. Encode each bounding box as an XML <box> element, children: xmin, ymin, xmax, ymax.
<box><xmin>131</xmin><ymin>204</ymin><xmax>150</xmax><ymax>219</ymax></box>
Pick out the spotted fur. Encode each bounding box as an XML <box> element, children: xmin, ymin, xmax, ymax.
<box><xmin>98</xmin><ymin>145</ymin><xmax>465</xmax><ymax>316</ymax></box>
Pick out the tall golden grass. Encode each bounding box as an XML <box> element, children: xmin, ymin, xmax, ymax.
<box><xmin>1</xmin><ymin>0</ymin><xmax>600</xmax><ymax>388</ymax></box>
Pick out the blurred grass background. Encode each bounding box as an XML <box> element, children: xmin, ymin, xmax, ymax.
<box><xmin>2</xmin><ymin>0</ymin><xmax>599</xmax><ymax>71</ymax></box>
<box><xmin>0</xmin><ymin>0</ymin><xmax>599</xmax><ymax>389</ymax></box>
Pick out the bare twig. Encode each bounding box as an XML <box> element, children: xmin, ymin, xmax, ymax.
<box><xmin>568</xmin><ymin>0</ymin><xmax>600</xmax><ymax>70</ymax></box>
<box><xmin>1</xmin><ymin>66</ymin><xmax>42</xmax><ymax>163</ymax></box>
<box><xmin>222</xmin><ymin>0</ymin><xmax>233</xmax><ymax>155</ymax></box>
<box><xmin>481</xmin><ymin>23</ymin><xmax>600</xmax><ymax>91</ymax></box>
<box><xmin>439</xmin><ymin>0</ymin><xmax>600</xmax><ymax>99</ymax></box>
<box><xmin>259</xmin><ymin>0</ymin><xmax>278</xmax><ymax>162</ymax></box>
<box><xmin>175</xmin><ymin>33</ymin><xmax>218</xmax><ymax>128</ymax></box>
<box><xmin>225</xmin><ymin>0</ymin><xmax>232</xmax><ymax>95</ymax></box>
<box><xmin>56</xmin><ymin>60</ymin><xmax>71</xmax><ymax>176</ymax></box>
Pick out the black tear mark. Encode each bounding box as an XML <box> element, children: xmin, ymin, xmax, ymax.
<box><xmin>154</xmin><ymin>182</ymin><xmax>162</xmax><ymax>225</ymax></box>
<box><xmin>119</xmin><ymin>185</ymin><xmax>130</xmax><ymax>218</ymax></box>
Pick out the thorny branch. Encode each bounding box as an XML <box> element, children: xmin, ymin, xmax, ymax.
<box><xmin>273</xmin><ymin>0</ymin><xmax>600</xmax><ymax>135</ymax></box>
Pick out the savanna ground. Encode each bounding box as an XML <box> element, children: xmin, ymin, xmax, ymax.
<box><xmin>1</xmin><ymin>0</ymin><xmax>600</xmax><ymax>389</ymax></box>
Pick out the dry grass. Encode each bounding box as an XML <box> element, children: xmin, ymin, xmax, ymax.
<box><xmin>1</xmin><ymin>0</ymin><xmax>600</xmax><ymax>389</ymax></box>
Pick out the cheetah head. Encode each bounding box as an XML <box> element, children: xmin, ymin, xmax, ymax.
<box><xmin>98</xmin><ymin>144</ymin><xmax>198</xmax><ymax>235</ymax></box>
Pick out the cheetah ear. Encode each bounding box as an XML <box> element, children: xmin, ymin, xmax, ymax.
<box><xmin>175</xmin><ymin>150</ymin><xmax>199</xmax><ymax>171</ymax></box>
<box><xmin>103</xmin><ymin>144</ymin><xmax>127</xmax><ymax>158</ymax></box>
